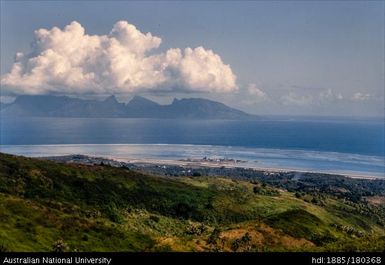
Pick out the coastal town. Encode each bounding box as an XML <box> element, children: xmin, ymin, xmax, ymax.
<box><xmin>45</xmin><ymin>154</ymin><xmax>285</xmax><ymax>179</ymax></box>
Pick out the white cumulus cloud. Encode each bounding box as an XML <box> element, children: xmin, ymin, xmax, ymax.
<box><xmin>1</xmin><ymin>21</ymin><xmax>237</xmax><ymax>95</ymax></box>
<box><xmin>247</xmin><ymin>83</ymin><xmax>266</xmax><ymax>98</ymax></box>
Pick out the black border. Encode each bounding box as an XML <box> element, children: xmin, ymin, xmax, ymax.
<box><xmin>1</xmin><ymin>252</ymin><xmax>385</xmax><ymax>265</ymax></box>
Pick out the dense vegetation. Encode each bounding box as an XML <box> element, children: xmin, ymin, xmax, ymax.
<box><xmin>0</xmin><ymin>153</ymin><xmax>384</xmax><ymax>252</ymax></box>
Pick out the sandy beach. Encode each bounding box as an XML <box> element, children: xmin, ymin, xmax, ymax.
<box><xmin>107</xmin><ymin>155</ymin><xmax>381</xmax><ymax>180</ymax></box>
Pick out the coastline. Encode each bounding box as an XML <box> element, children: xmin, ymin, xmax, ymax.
<box><xmin>36</xmin><ymin>153</ymin><xmax>383</xmax><ymax>180</ymax></box>
<box><xmin>1</xmin><ymin>143</ymin><xmax>383</xmax><ymax>180</ymax></box>
<box><xmin>107</xmin><ymin>156</ymin><xmax>381</xmax><ymax>180</ymax></box>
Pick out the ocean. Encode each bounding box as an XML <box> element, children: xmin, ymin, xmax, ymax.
<box><xmin>0</xmin><ymin>116</ymin><xmax>384</xmax><ymax>177</ymax></box>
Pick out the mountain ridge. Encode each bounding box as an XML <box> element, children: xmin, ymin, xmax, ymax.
<box><xmin>1</xmin><ymin>95</ymin><xmax>257</xmax><ymax>120</ymax></box>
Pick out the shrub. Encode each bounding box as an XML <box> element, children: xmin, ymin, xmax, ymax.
<box><xmin>149</xmin><ymin>215</ymin><xmax>160</xmax><ymax>223</ymax></box>
<box><xmin>241</xmin><ymin>232</ymin><xmax>251</xmax><ymax>243</ymax></box>
<box><xmin>103</xmin><ymin>204</ymin><xmax>124</xmax><ymax>223</ymax></box>
<box><xmin>185</xmin><ymin>224</ymin><xmax>206</xmax><ymax>235</ymax></box>
<box><xmin>231</xmin><ymin>238</ymin><xmax>241</xmax><ymax>252</ymax></box>
<box><xmin>207</xmin><ymin>228</ymin><xmax>221</xmax><ymax>245</ymax></box>
<box><xmin>52</xmin><ymin>239</ymin><xmax>69</xmax><ymax>252</ymax></box>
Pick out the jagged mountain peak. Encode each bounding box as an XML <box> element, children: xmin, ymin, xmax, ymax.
<box><xmin>128</xmin><ymin>95</ymin><xmax>160</xmax><ymax>106</ymax></box>
<box><xmin>104</xmin><ymin>95</ymin><xmax>119</xmax><ymax>104</ymax></box>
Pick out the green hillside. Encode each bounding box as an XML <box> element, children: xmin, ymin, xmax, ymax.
<box><xmin>0</xmin><ymin>153</ymin><xmax>384</xmax><ymax>252</ymax></box>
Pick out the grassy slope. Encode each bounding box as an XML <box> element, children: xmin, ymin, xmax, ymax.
<box><xmin>0</xmin><ymin>153</ymin><xmax>384</xmax><ymax>252</ymax></box>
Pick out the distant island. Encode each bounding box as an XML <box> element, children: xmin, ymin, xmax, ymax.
<box><xmin>0</xmin><ymin>95</ymin><xmax>257</xmax><ymax>120</ymax></box>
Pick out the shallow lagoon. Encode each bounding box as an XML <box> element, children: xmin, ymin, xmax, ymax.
<box><xmin>1</xmin><ymin>117</ymin><xmax>384</xmax><ymax>177</ymax></box>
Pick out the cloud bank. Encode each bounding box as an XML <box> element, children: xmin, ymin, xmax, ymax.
<box><xmin>247</xmin><ymin>83</ymin><xmax>267</xmax><ymax>100</ymax></box>
<box><xmin>280</xmin><ymin>92</ymin><xmax>313</xmax><ymax>106</ymax></box>
<box><xmin>1</xmin><ymin>21</ymin><xmax>237</xmax><ymax>95</ymax></box>
<box><xmin>351</xmin><ymin>92</ymin><xmax>371</xmax><ymax>101</ymax></box>
<box><xmin>278</xmin><ymin>87</ymin><xmax>345</xmax><ymax>106</ymax></box>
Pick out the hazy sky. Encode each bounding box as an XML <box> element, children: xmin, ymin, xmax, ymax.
<box><xmin>0</xmin><ymin>1</ymin><xmax>384</xmax><ymax>117</ymax></box>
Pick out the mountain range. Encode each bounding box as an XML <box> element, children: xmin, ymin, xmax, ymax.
<box><xmin>0</xmin><ymin>95</ymin><xmax>256</xmax><ymax>119</ymax></box>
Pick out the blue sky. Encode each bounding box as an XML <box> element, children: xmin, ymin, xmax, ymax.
<box><xmin>1</xmin><ymin>1</ymin><xmax>384</xmax><ymax>117</ymax></box>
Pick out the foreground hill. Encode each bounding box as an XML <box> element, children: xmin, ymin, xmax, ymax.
<box><xmin>0</xmin><ymin>95</ymin><xmax>256</xmax><ymax>120</ymax></box>
<box><xmin>0</xmin><ymin>153</ymin><xmax>384</xmax><ymax>252</ymax></box>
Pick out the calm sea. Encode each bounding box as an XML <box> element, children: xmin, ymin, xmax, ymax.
<box><xmin>0</xmin><ymin>117</ymin><xmax>384</xmax><ymax>177</ymax></box>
